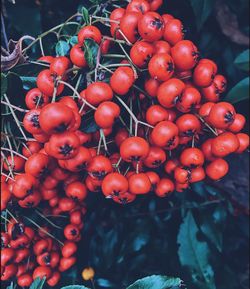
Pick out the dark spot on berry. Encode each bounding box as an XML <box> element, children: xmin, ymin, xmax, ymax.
<box><xmin>129</xmin><ymin>156</ymin><xmax>141</xmax><ymax>162</ymax></box>
<box><xmin>113</xmin><ymin>190</ymin><xmax>120</xmax><ymax>197</ymax></box>
<box><xmin>167</xmin><ymin>61</ymin><xmax>174</xmax><ymax>72</ymax></box>
<box><xmin>71</xmin><ymin>229</ymin><xmax>78</xmax><ymax>236</ymax></box>
<box><xmin>120</xmin><ymin>198</ymin><xmax>128</xmax><ymax>205</ymax></box>
<box><xmin>152</xmin><ymin>160</ymin><xmax>163</xmax><ymax>166</ymax></box>
<box><xmin>151</xmin><ymin>18</ymin><xmax>164</xmax><ymax>30</ymax></box>
<box><xmin>31</xmin><ymin>114</ymin><xmax>40</xmax><ymax>128</ymax></box>
<box><xmin>183</xmin><ymin>129</ymin><xmax>196</xmax><ymax>137</ymax></box>
<box><xmin>138</xmin><ymin>5</ymin><xmax>144</xmax><ymax>13</ymax></box>
<box><xmin>54</xmin><ymin>123</ymin><xmax>67</xmax><ymax>133</ymax></box>
<box><xmin>60</xmin><ymin>144</ymin><xmax>73</xmax><ymax>156</ymax></box>
<box><xmin>33</xmin><ymin>95</ymin><xmax>44</xmax><ymax>107</ymax></box>
<box><xmin>224</xmin><ymin>111</ymin><xmax>234</xmax><ymax>124</ymax></box>
<box><xmin>166</xmin><ymin>137</ymin><xmax>176</xmax><ymax>148</ymax></box>
<box><xmin>91</xmin><ymin>171</ymin><xmax>107</xmax><ymax>180</ymax></box>
<box><xmin>192</xmin><ymin>51</ymin><xmax>200</xmax><ymax>62</ymax></box>
<box><xmin>43</xmin><ymin>254</ymin><xmax>51</xmax><ymax>265</ymax></box>
<box><xmin>11</xmin><ymin>223</ymin><xmax>24</xmax><ymax>240</ymax></box>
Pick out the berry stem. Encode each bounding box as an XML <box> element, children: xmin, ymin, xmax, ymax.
<box><xmin>58</xmin><ymin>80</ymin><xmax>97</xmax><ymax>110</ymax></box>
<box><xmin>24</xmin><ymin>216</ymin><xmax>64</xmax><ymax>246</ymax></box>
<box><xmin>192</xmin><ymin>136</ymin><xmax>195</xmax><ymax>148</ymax></box>
<box><xmin>35</xmin><ymin>209</ymin><xmax>63</xmax><ymax>230</ymax></box>
<box><xmin>1</xmin><ymin>215</ymin><xmax>13</xmax><ymax>224</ymax></box>
<box><xmin>100</xmin><ymin>129</ymin><xmax>109</xmax><ymax>153</ymax></box>
<box><xmin>97</xmin><ymin>133</ymin><xmax>103</xmax><ymax>155</ymax></box>
<box><xmin>39</xmin><ymin>38</ymin><xmax>45</xmax><ymax>56</ymax></box>
<box><xmin>103</xmin><ymin>36</ymin><xmax>132</xmax><ymax>46</ymax></box>
<box><xmin>1</xmin><ymin>147</ymin><xmax>28</xmax><ymax>160</ymax></box>
<box><xmin>0</xmin><ymin>153</ymin><xmax>14</xmax><ymax>179</ymax></box>
<box><xmin>196</xmin><ymin>114</ymin><xmax>218</xmax><ymax>136</ymax></box>
<box><xmin>29</xmin><ymin>60</ymin><xmax>50</xmax><ymax>67</ymax></box>
<box><xmin>22</xmin><ymin>22</ymin><xmax>80</xmax><ymax>53</ymax></box>
<box><xmin>1</xmin><ymin>100</ymin><xmax>29</xmax><ymax>112</ymax></box>
<box><xmin>6</xmin><ymin>209</ymin><xmax>18</xmax><ymax>223</ymax></box>
<box><xmin>102</xmin><ymin>54</ymin><xmax>126</xmax><ymax>59</ymax></box>
<box><xmin>115</xmin><ymin>157</ymin><xmax>123</xmax><ymax>168</ymax></box>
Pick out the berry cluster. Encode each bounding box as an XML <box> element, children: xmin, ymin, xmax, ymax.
<box><xmin>1</xmin><ymin>215</ymin><xmax>84</xmax><ymax>286</ymax></box>
<box><xmin>1</xmin><ymin>0</ymin><xmax>249</xmax><ymax>285</ymax></box>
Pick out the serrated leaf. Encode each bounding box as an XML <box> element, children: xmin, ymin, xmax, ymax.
<box><xmin>29</xmin><ymin>277</ymin><xmax>46</xmax><ymax>289</ymax></box>
<box><xmin>61</xmin><ymin>285</ymin><xmax>89</xmax><ymax>289</ymax></box>
<box><xmin>81</xmin><ymin>6</ymin><xmax>90</xmax><ymax>25</ymax></box>
<box><xmin>189</xmin><ymin>0</ymin><xmax>215</xmax><ymax>30</ymax></box>
<box><xmin>84</xmin><ymin>38</ymin><xmax>99</xmax><ymax>70</ymax></box>
<box><xmin>126</xmin><ymin>275</ymin><xmax>185</xmax><ymax>289</ymax></box>
<box><xmin>234</xmin><ymin>49</ymin><xmax>249</xmax><ymax>71</ymax></box>
<box><xmin>55</xmin><ymin>40</ymin><xmax>70</xmax><ymax>56</ymax></box>
<box><xmin>1</xmin><ymin>73</ymin><xmax>8</xmax><ymax>97</ymax></box>
<box><xmin>224</xmin><ymin>77</ymin><xmax>249</xmax><ymax>103</ymax></box>
<box><xmin>177</xmin><ymin>211</ymin><xmax>216</xmax><ymax>289</ymax></box>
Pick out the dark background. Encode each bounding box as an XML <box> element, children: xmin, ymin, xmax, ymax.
<box><xmin>1</xmin><ymin>0</ymin><xmax>249</xmax><ymax>288</ymax></box>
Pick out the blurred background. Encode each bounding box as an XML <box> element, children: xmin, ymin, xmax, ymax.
<box><xmin>1</xmin><ymin>0</ymin><xmax>249</xmax><ymax>288</ymax></box>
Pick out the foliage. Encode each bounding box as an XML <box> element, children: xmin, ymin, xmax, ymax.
<box><xmin>1</xmin><ymin>0</ymin><xmax>249</xmax><ymax>289</ymax></box>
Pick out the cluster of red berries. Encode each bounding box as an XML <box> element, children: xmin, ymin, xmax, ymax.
<box><xmin>0</xmin><ymin>213</ymin><xmax>85</xmax><ymax>286</ymax></box>
<box><xmin>1</xmin><ymin>0</ymin><xmax>249</xmax><ymax>286</ymax></box>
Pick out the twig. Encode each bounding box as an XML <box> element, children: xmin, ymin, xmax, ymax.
<box><xmin>1</xmin><ymin>101</ymin><xmax>29</xmax><ymax>112</ymax></box>
<box><xmin>58</xmin><ymin>80</ymin><xmax>97</xmax><ymax>110</ymax></box>
<box><xmin>1</xmin><ymin>147</ymin><xmax>28</xmax><ymax>160</ymax></box>
<box><xmin>24</xmin><ymin>216</ymin><xmax>64</xmax><ymax>246</ymax></box>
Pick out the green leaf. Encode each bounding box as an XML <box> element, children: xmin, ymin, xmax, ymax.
<box><xmin>234</xmin><ymin>49</ymin><xmax>250</xmax><ymax>71</ymax></box>
<box><xmin>177</xmin><ymin>211</ymin><xmax>216</xmax><ymax>289</ymax></box>
<box><xmin>69</xmin><ymin>36</ymin><xmax>78</xmax><ymax>46</ymax></box>
<box><xmin>61</xmin><ymin>285</ymin><xmax>89</xmax><ymax>289</ymax></box>
<box><xmin>126</xmin><ymin>275</ymin><xmax>185</xmax><ymax>289</ymax></box>
<box><xmin>84</xmin><ymin>39</ymin><xmax>99</xmax><ymax>70</ymax></box>
<box><xmin>55</xmin><ymin>40</ymin><xmax>70</xmax><ymax>56</ymax></box>
<box><xmin>20</xmin><ymin>76</ymin><xmax>37</xmax><ymax>90</ymax></box>
<box><xmin>81</xmin><ymin>6</ymin><xmax>90</xmax><ymax>25</ymax></box>
<box><xmin>189</xmin><ymin>0</ymin><xmax>215</xmax><ymax>30</ymax></box>
<box><xmin>200</xmin><ymin>217</ymin><xmax>223</xmax><ymax>252</ymax></box>
<box><xmin>29</xmin><ymin>277</ymin><xmax>46</xmax><ymax>289</ymax></box>
<box><xmin>224</xmin><ymin>77</ymin><xmax>249</xmax><ymax>103</ymax></box>
<box><xmin>1</xmin><ymin>73</ymin><xmax>8</xmax><ymax>97</ymax></box>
